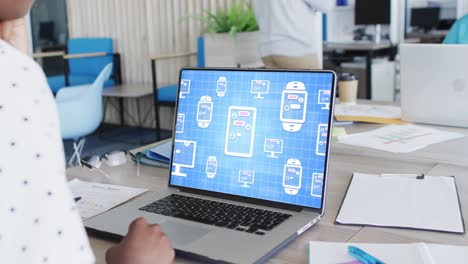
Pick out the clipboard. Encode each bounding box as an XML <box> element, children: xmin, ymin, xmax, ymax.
<box><xmin>335</xmin><ymin>172</ymin><xmax>465</xmax><ymax>234</ymax></box>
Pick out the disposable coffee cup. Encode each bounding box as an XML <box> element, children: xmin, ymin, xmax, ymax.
<box><xmin>338</xmin><ymin>73</ymin><xmax>358</xmax><ymax>104</ymax></box>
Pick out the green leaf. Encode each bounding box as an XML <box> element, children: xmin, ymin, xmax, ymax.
<box><xmin>182</xmin><ymin>0</ymin><xmax>258</xmax><ymax>36</ymax></box>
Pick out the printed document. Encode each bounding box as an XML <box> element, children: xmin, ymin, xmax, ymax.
<box><xmin>338</xmin><ymin>124</ymin><xmax>464</xmax><ymax>153</ymax></box>
<box><xmin>69</xmin><ymin>178</ymin><xmax>147</xmax><ymax>220</ymax></box>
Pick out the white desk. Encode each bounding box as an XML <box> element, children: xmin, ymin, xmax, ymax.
<box><xmin>103</xmin><ymin>83</ymin><xmax>153</xmax><ymax>126</ymax></box>
<box><xmin>67</xmin><ymin>120</ymin><xmax>468</xmax><ymax>263</ymax></box>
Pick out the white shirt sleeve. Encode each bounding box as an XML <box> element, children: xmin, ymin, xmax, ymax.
<box><xmin>0</xmin><ymin>40</ymin><xmax>95</xmax><ymax>264</ymax></box>
<box><xmin>304</xmin><ymin>0</ymin><xmax>335</xmax><ymax>12</ymax></box>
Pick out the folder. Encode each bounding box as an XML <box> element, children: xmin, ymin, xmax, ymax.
<box><xmin>132</xmin><ymin>139</ymin><xmax>172</xmax><ymax>168</ymax></box>
<box><xmin>146</xmin><ymin>140</ymin><xmax>172</xmax><ymax>163</ymax></box>
<box><xmin>335</xmin><ymin>173</ymin><xmax>465</xmax><ymax>233</ymax></box>
<box><xmin>334</xmin><ymin>103</ymin><xmax>406</xmax><ymax>124</ymax></box>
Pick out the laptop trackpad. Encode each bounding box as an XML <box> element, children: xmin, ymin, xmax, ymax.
<box><xmin>160</xmin><ymin>220</ymin><xmax>211</xmax><ymax>246</ymax></box>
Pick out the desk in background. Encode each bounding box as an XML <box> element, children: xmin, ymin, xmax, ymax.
<box><xmin>324</xmin><ymin>41</ymin><xmax>396</xmax><ymax>100</ymax></box>
<box><xmin>68</xmin><ymin>102</ymin><xmax>468</xmax><ymax>263</ymax></box>
<box><xmin>103</xmin><ymin>83</ymin><xmax>153</xmax><ymax>127</ymax></box>
<box><xmin>406</xmin><ymin>30</ymin><xmax>449</xmax><ymax>43</ymax></box>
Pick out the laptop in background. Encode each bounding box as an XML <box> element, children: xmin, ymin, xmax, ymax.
<box><xmin>85</xmin><ymin>68</ymin><xmax>336</xmax><ymax>263</ymax></box>
<box><xmin>400</xmin><ymin>44</ymin><xmax>468</xmax><ymax>128</ymax></box>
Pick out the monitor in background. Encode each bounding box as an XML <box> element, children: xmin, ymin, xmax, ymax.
<box><xmin>39</xmin><ymin>21</ymin><xmax>55</xmax><ymax>42</ymax></box>
<box><xmin>411</xmin><ymin>7</ymin><xmax>441</xmax><ymax>32</ymax></box>
<box><xmin>355</xmin><ymin>0</ymin><xmax>391</xmax><ymax>25</ymax></box>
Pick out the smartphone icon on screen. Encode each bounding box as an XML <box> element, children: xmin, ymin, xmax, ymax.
<box><xmin>224</xmin><ymin>106</ymin><xmax>257</xmax><ymax>158</ymax></box>
<box><xmin>206</xmin><ymin>156</ymin><xmax>217</xmax><ymax>178</ymax></box>
<box><xmin>197</xmin><ymin>96</ymin><xmax>213</xmax><ymax>128</ymax></box>
<box><xmin>316</xmin><ymin>124</ymin><xmax>328</xmax><ymax>156</ymax></box>
<box><xmin>217</xmin><ymin>77</ymin><xmax>227</xmax><ymax>97</ymax></box>
<box><xmin>311</xmin><ymin>173</ymin><xmax>323</xmax><ymax>198</ymax></box>
<box><xmin>282</xmin><ymin>158</ymin><xmax>302</xmax><ymax>195</ymax></box>
<box><xmin>176</xmin><ymin>113</ymin><xmax>185</xmax><ymax>134</ymax></box>
<box><xmin>280</xmin><ymin>81</ymin><xmax>308</xmax><ymax>132</ymax></box>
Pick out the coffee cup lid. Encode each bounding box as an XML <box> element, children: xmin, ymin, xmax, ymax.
<box><xmin>339</xmin><ymin>73</ymin><xmax>357</xmax><ymax>81</ymax></box>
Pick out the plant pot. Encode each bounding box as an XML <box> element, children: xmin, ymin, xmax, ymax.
<box><xmin>203</xmin><ymin>31</ymin><xmax>263</xmax><ymax>67</ymax></box>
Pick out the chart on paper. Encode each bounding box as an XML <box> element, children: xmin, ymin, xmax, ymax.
<box><xmin>338</xmin><ymin>124</ymin><xmax>464</xmax><ymax>153</ymax></box>
<box><xmin>69</xmin><ymin>179</ymin><xmax>147</xmax><ymax>220</ymax></box>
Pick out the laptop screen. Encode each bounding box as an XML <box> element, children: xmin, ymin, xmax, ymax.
<box><xmin>169</xmin><ymin>68</ymin><xmax>335</xmax><ymax>210</ymax></box>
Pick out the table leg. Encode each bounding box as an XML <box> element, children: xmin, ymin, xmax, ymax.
<box><xmin>119</xmin><ymin>98</ymin><xmax>124</xmax><ymax>126</ymax></box>
<box><xmin>136</xmin><ymin>97</ymin><xmax>144</xmax><ymax>144</ymax></box>
<box><xmin>366</xmin><ymin>51</ymin><xmax>374</xmax><ymax>100</ymax></box>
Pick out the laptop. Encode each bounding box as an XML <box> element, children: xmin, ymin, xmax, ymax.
<box><xmin>400</xmin><ymin>44</ymin><xmax>468</xmax><ymax>128</ymax></box>
<box><xmin>85</xmin><ymin>68</ymin><xmax>336</xmax><ymax>263</ymax></box>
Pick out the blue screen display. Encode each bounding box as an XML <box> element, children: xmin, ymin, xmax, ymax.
<box><xmin>170</xmin><ymin>69</ymin><xmax>334</xmax><ymax>209</ymax></box>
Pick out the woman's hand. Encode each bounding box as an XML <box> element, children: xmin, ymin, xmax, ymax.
<box><xmin>0</xmin><ymin>17</ymin><xmax>29</xmax><ymax>54</ymax></box>
<box><xmin>106</xmin><ymin>217</ymin><xmax>175</xmax><ymax>264</ymax></box>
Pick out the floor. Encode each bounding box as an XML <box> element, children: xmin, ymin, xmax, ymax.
<box><xmin>63</xmin><ymin>124</ymin><xmax>172</xmax><ymax>165</ymax></box>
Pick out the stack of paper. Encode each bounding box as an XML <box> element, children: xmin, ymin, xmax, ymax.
<box><xmin>338</xmin><ymin>124</ymin><xmax>465</xmax><ymax>153</ymax></box>
<box><xmin>309</xmin><ymin>242</ymin><xmax>468</xmax><ymax>264</ymax></box>
<box><xmin>334</xmin><ymin>104</ymin><xmax>404</xmax><ymax>124</ymax></box>
<box><xmin>335</xmin><ymin>173</ymin><xmax>464</xmax><ymax>233</ymax></box>
<box><xmin>68</xmin><ymin>179</ymin><xmax>147</xmax><ymax>220</ymax></box>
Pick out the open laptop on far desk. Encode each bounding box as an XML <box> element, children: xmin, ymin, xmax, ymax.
<box><xmin>400</xmin><ymin>44</ymin><xmax>468</xmax><ymax>128</ymax></box>
<box><xmin>85</xmin><ymin>68</ymin><xmax>337</xmax><ymax>263</ymax></box>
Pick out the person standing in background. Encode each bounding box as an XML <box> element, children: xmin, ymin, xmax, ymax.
<box><xmin>253</xmin><ymin>0</ymin><xmax>335</xmax><ymax>69</ymax></box>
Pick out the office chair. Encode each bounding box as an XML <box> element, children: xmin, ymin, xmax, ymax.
<box><xmin>56</xmin><ymin>63</ymin><xmax>113</xmax><ymax>166</ymax></box>
<box><xmin>48</xmin><ymin>38</ymin><xmax>121</xmax><ymax>94</ymax></box>
<box><xmin>151</xmin><ymin>36</ymin><xmax>205</xmax><ymax>141</ymax></box>
<box><xmin>443</xmin><ymin>14</ymin><xmax>468</xmax><ymax>44</ymax></box>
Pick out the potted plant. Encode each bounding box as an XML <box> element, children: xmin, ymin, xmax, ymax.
<box><xmin>189</xmin><ymin>0</ymin><xmax>262</xmax><ymax>67</ymax></box>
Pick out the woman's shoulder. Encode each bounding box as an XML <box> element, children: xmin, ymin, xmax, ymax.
<box><xmin>0</xmin><ymin>39</ymin><xmax>48</xmax><ymax>81</ymax></box>
<box><xmin>0</xmin><ymin>39</ymin><xmax>52</xmax><ymax>97</ymax></box>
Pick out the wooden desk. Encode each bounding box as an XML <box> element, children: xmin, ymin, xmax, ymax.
<box><xmin>103</xmin><ymin>83</ymin><xmax>153</xmax><ymax>126</ymax></box>
<box><xmin>67</xmin><ymin>121</ymin><xmax>468</xmax><ymax>263</ymax></box>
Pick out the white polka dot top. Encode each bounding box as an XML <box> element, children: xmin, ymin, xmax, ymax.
<box><xmin>0</xmin><ymin>39</ymin><xmax>95</xmax><ymax>263</ymax></box>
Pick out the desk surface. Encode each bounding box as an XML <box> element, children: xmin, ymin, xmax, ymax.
<box><xmin>406</xmin><ymin>30</ymin><xmax>448</xmax><ymax>39</ymax></box>
<box><xmin>103</xmin><ymin>83</ymin><xmax>153</xmax><ymax>98</ymax></box>
<box><xmin>324</xmin><ymin>41</ymin><xmax>393</xmax><ymax>51</ymax></box>
<box><xmin>68</xmin><ymin>116</ymin><xmax>468</xmax><ymax>263</ymax></box>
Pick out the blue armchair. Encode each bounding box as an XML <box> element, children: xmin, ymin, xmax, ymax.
<box><xmin>48</xmin><ymin>38</ymin><xmax>121</xmax><ymax>94</ymax></box>
<box><xmin>56</xmin><ymin>63</ymin><xmax>113</xmax><ymax>166</ymax></box>
<box><xmin>151</xmin><ymin>37</ymin><xmax>205</xmax><ymax>141</ymax></box>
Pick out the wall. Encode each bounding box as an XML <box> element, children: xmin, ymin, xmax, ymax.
<box><xmin>66</xmin><ymin>0</ymin><xmax>239</xmax><ymax>129</ymax></box>
<box><xmin>458</xmin><ymin>0</ymin><xmax>468</xmax><ymax>17</ymax></box>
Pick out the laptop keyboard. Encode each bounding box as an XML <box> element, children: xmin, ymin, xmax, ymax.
<box><xmin>139</xmin><ymin>194</ymin><xmax>292</xmax><ymax>235</ymax></box>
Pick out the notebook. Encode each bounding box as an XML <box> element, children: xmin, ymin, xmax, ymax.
<box><xmin>85</xmin><ymin>68</ymin><xmax>337</xmax><ymax>263</ymax></box>
<box><xmin>335</xmin><ymin>173</ymin><xmax>464</xmax><ymax>233</ymax></box>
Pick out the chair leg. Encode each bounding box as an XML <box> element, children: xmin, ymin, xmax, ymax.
<box><xmin>68</xmin><ymin>138</ymin><xmax>86</xmax><ymax>167</ymax></box>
